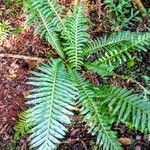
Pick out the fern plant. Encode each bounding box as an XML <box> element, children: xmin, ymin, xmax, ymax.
<box><xmin>15</xmin><ymin>0</ymin><xmax>150</xmax><ymax>150</ymax></box>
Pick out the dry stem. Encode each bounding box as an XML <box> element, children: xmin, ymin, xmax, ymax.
<box><xmin>0</xmin><ymin>53</ymin><xmax>45</xmax><ymax>62</ymax></box>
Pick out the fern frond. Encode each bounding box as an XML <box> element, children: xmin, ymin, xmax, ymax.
<box><xmin>63</xmin><ymin>5</ymin><xmax>89</xmax><ymax>70</ymax></box>
<box><xmin>97</xmin><ymin>45</ymin><xmax>133</xmax><ymax>66</ymax></box>
<box><xmin>96</xmin><ymin>85</ymin><xmax>150</xmax><ymax>133</ymax></box>
<box><xmin>84</xmin><ymin>32</ymin><xmax>150</xmax><ymax>66</ymax></box>
<box><xmin>26</xmin><ymin>0</ymin><xmax>65</xmax><ymax>58</ymax></box>
<box><xmin>83</xmin><ymin>31</ymin><xmax>150</xmax><ymax>57</ymax></box>
<box><xmin>82</xmin><ymin>31</ymin><xmax>134</xmax><ymax>56</ymax></box>
<box><xmin>14</xmin><ymin>110</ymin><xmax>32</xmax><ymax>140</ymax></box>
<box><xmin>70</xmin><ymin>70</ymin><xmax>122</xmax><ymax>150</ymax></box>
<box><xmin>27</xmin><ymin>59</ymin><xmax>77</xmax><ymax>149</ymax></box>
<box><xmin>28</xmin><ymin>0</ymin><xmax>64</xmax><ymax>29</ymax></box>
<box><xmin>82</xmin><ymin>102</ymin><xmax>122</xmax><ymax>150</ymax></box>
<box><xmin>84</xmin><ymin>62</ymin><xmax>114</xmax><ymax>77</ymax></box>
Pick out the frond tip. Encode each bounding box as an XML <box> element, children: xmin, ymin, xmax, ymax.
<box><xmin>27</xmin><ymin>59</ymin><xmax>78</xmax><ymax>149</ymax></box>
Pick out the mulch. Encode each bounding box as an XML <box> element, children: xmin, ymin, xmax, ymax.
<box><xmin>0</xmin><ymin>57</ymin><xmax>29</xmax><ymax>149</ymax></box>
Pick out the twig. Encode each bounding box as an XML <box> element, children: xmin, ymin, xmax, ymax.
<box><xmin>81</xmin><ymin>140</ymin><xmax>88</xmax><ymax>150</ymax></box>
<box><xmin>113</xmin><ymin>73</ymin><xmax>150</xmax><ymax>95</ymax></box>
<box><xmin>131</xmin><ymin>78</ymin><xmax>150</xmax><ymax>95</ymax></box>
<box><xmin>0</xmin><ymin>53</ymin><xmax>45</xmax><ymax>62</ymax></box>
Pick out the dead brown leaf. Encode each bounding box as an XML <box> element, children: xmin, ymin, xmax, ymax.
<box><xmin>119</xmin><ymin>137</ymin><xmax>132</xmax><ymax>145</ymax></box>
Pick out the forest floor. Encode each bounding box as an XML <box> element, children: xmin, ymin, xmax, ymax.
<box><xmin>0</xmin><ymin>0</ymin><xmax>150</xmax><ymax>150</ymax></box>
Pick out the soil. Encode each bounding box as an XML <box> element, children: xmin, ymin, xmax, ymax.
<box><xmin>0</xmin><ymin>57</ymin><xmax>29</xmax><ymax>150</ymax></box>
<box><xmin>0</xmin><ymin>0</ymin><xmax>150</xmax><ymax>150</ymax></box>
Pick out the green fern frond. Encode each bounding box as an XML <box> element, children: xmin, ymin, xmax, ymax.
<box><xmin>70</xmin><ymin>70</ymin><xmax>122</xmax><ymax>150</ymax></box>
<box><xmin>82</xmin><ymin>31</ymin><xmax>134</xmax><ymax>56</ymax></box>
<box><xmin>82</xmin><ymin>102</ymin><xmax>122</xmax><ymax>150</ymax></box>
<box><xmin>96</xmin><ymin>85</ymin><xmax>150</xmax><ymax>133</ymax></box>
<box><xmin>63</xmin><ymin>5</ymin><xmax>89</xmax><ymax>69</ymax></box>
<box><xmin>26</xmin><ymin>0</ymin><xmax>65</xmax><ymax>58</ymax></box>
<box><xmin>28</xmin><ymin>0</ymin><xmax>64</xmax><ymax>29</ymax></box>
<box><xmin>83</xmin><ymin>31</ymin><xmax>150</xmax><ymax>57</ymax></box>
<box><xmin>84</xmin><ymin>32</ymin><xmax>150</xmax><ymax>66</ymax></box>
<box><xmin>84</xmin><ymin>63</ymin><xmax>114</xmax><ymax>77</ymax></box>
<box><xmin>27</xmin><ymin>59</ymin><xmax>78</xmax><ymax>149</ymax></box>
<box><xmin>14</xmin><ymin>110</ymin><xmax>32</xmax><ymax>140</ymax></box>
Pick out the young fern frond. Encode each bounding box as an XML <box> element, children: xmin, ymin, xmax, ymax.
<box><xmin>63</xmin><ymin>5</ymin><xmax>89</xmax><ymax>69</ymax></box>
<box><xmin>96</xmin><ymin>85</ymin><xmax>150</xmax><ymax>133</ymax></box>
<box><xmin>14</xmin><ymin>110</ymin><xmax>32</xmax><ymax>140</ymax></box>
<box><xmin>69</xmin><ymin>70</ymin><xmax>122</xmax><ymax>150</ymax></box>
<box><xmin>26</xmin><ymin>0</ymin><xmax>65</xmax><ymax>58</ymax></box>
<box><xmin>26</xmin><ymin>59</ymin><xmax>77</xmax><ymax>149</ymax></box>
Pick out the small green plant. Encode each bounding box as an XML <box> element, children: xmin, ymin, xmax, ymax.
<box><xmin>5</xmin><ymin>0</ymin><xmax>24</xmax><ymax>6</ymax></box>
<box><xmin>15</xmin><ymin>0</ymin><xmax>150</xmax><ymax>149</ymax></box>
<box><xmin>0</xmin><ymin>21</ymin><xmax>10</xmax><ymax>44</ymax></box>
<box><xmin>103</xmin><ymin>0</ymin><xmax>141</xmax><ymax>30</ymax></box>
